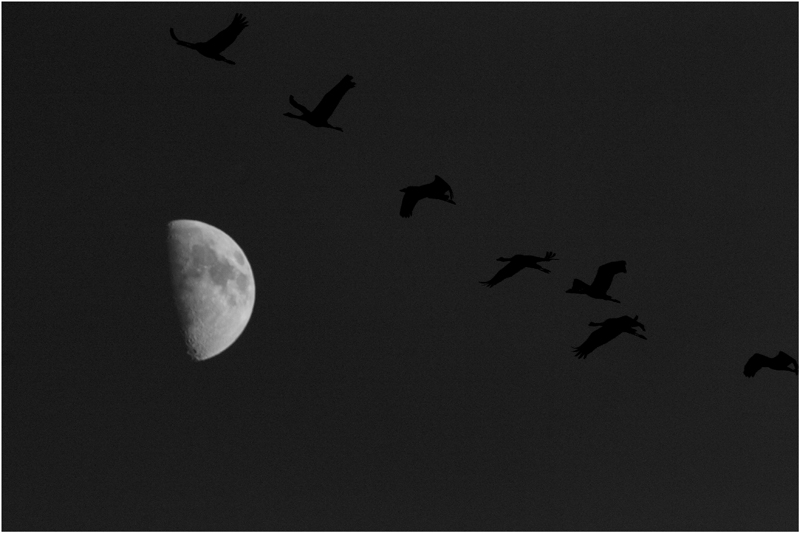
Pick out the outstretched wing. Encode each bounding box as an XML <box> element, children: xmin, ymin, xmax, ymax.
<box><xmin>743</xmin><ymin>353</ymin><xmax>769</xmax><ymax>377</ymax></box>
<box><xmin>615</xmin><ymin>314</ymin><xmax>645</xmax><ymax>332</ymax></box>
<box><xmin>312</xmin><ymin>75</ymin><xmax>355</xmax><ymax>120</ymax></box>
<box><xmin>622</xmin><ymin>327</ymin><xmax>647</xmax><ymax>340</ymax></box>
<box><xmin>433</xmin><ymin>175</ymin><xmax>454</xmax><ymax>200</ymax></box>
<box><xmin>204</xmin><ymin>13</ymin><xmax>248</xmax><ymax>53</ymax></box>
<box><xmin>400</xmin><ymin>190</ymin><xmax>421</xmax><ymax>218</ymax></box>
<box><xmin>591</xmin><ymin>260</ymin><xmax>627</xmax><ymax>294</ymax></box>
<box><xmin>572</xmin><ymin>326</ymin><xmax>620</xmax><ymax>359</ymax></box>
<box><xmin>479</xmin><ymin>260</ymin><xmax>525</xmax><ymax>288</ymax></box>
<box><xmin>288</xmin><ymin>95</ymin><xmax>311</xmax><ymax>115</ymax></box>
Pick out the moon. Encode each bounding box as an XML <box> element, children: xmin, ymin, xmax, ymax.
<box><xmin>167</xmin><ymin>220</ymin><xmax>255</xmax><ymax>361</ymax></box>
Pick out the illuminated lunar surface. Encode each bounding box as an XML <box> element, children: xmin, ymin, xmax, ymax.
<box><xmin>167</xmin><ymin>220</ymin><xmax>255</xmax><ymax>361</ymax></box>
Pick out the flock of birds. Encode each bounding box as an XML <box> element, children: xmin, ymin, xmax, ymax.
<box><xmin>479</xmin><ymin>254</ymin><xmax>645</xmax><ymax>358</ymax></box>
<box><xmin>170</xmin><ymin>13</ymin><xmax>797</xmax><ymax>379</ymax></box>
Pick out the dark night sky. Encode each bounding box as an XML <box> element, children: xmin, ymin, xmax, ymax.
<box><xmin>3</xmin><ymin>2</ymin><xmax>797</xmax><ymax>530</ymax></box>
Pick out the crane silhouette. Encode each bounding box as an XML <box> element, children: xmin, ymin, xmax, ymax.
<box><xmin>573</xmin><ymin>315</ymin><xmax>646</xmax><ymax>359</ymax></box>
<box><xmin>743</xmin><ymin>351</ymin><xmax>798</xmax><ymax>377</ymax></box>
<box><xmin>479</xmin><ymin>252</ymin><xmax>558</xmax><ymax>288</ymax></box>
<box><xmin>399</xmin><ymin>175</ymin><xmax>455</xmax><ymax>218</ymax></box>
<box><xmin>566</xmin><ymin>260</ymin><xmax>627</xmax><ymax>303</ymax></box>
<box><xmin>284</xmin><ymin>75</ymin><xmax>356</xmax><ymax>132</ymax></box>
<box><xmin>170</xmin><ymin>13</ymin><xmax>248</xmax><ymax>65</ymax></box>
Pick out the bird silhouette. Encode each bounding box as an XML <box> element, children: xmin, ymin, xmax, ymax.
<box><xmin>573</xmin><ymin>315</ymin><xmax>646</xmax><ymax>359</ymax></box>
<box><xmin>284</xmin><ymin>75</ymin><xmax>356</xmax><ymax>132</ymax></box>
<box><xmin>743</xmin><ymin>351</ymin><xmax>798</xmax><ymax>377</ymax></box>
<box><xmin>480</xmin><ymin>252</ymin><xmax>558</xmax><ymax>288</ymax></box>
<box><xmin>170</xmin><ymin>13</ymin><xmax>248</xmax><ymax>65</ymax></box>
<box><xmin>566</xmin><ymin>260</ymin><xmax>627</xmax><ymax>303</ymax></box>
<box><xmin>399</xmin><ymin>175</ymin><xmax>455</xmax><ymax>218</ymax></box>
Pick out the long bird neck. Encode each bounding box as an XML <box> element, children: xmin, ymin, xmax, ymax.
<box><xmin>284</xmin><ymin>112</ymin><xmax>307</xmax><ymax>120</ymax></box>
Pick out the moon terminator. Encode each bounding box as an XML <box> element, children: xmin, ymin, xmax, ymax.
<box><xmin>167</xmin><ymin>219</ymin><xmax>255</xmax><ymax>361</ymax></box>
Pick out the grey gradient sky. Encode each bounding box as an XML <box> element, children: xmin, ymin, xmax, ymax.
<box><xmin>3</xmin><ymin>3</ymin><xmax>797</xmax><ymax>530</ymax></box>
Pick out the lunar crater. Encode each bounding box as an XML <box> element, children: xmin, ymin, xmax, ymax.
<box><xmin>168</xmin><ymin>220</ymin><xmax>255</xmax><ymax>361</ymax></box>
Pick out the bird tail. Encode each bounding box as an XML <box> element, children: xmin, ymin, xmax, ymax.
<box><xmin>479</xmin><ymin>280</ymin><xmax>496</xmax><ymax>288</ymax></box>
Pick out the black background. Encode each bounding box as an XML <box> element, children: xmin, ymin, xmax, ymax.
<box><xmin>3</xmin><ymin>3</ymin><xmax>797</xmax><ymax>530</ymax></box>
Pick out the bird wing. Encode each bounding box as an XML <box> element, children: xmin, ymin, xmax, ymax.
<box><xmin>312</xmin><ymin>75</ymin><xmax>355</xmax><ymax>120</ymax></box>
<box><xmin>572</xmin><ymin>325</ymin><xmax>620</xmax><ymax>359</ymax></box>
<box><xmin>288</xmin><ymin>95</ymin><xmax>311</xmax><ymax>115</ymax></box>
<box><xmin>743</xmin><ymin>353</ymin><xmax>769</xmax><ymax>377</ymax></box>
<box><xmin>616</xmin><ymin>314</ymin><xmax>645</xmax><ymax>332</ymax></box>
<box><xmin>775</xmin><ymin>351</ymin><xmax>796</xmax><ymax>364</ymax></box>
<box><xmin>591</xmin><ymin>260</ymin><xmax>627</xmax><ymax>294</ymax></box>
<box><xmin>204</xmin><ymin>13</ymin><xmax>248</xmax><ymax>53</ymax></box>
<box><xmin>622</xmin><ymin>327</ymin><xmax>647</xmax><ymax>340</ymax></box>
<box><xmin>399</xmin><ymin>190</ymin><xmax>421</xmax><ymax>218</ymax></box>
<box><xmin>433</xmin><ymin>175</ymin><xmax>454</xmax><ymax>200</ymax></box>
<box><xmin>479</xmin><ymin>260</ymin><xmax>525</xmax><ymax>288</ymax></box>
<box><xmin>170</xmin><ymin>28</ymin><xmax>184</xmax><ymax>43</ymax></box>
